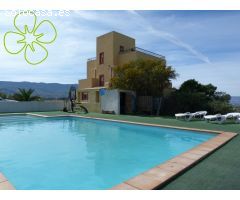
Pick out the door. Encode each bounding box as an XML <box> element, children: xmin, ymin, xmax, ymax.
<box><xmin>120</xmin><ymin>92</ymin><xmax>126</xmax><ymax>114</ymax></box>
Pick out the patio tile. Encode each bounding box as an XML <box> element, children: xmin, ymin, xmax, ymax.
<box><xmin>221</xmin><ymin>132</ymin><xmax>237</xmax><ymax>137</ymax></box>
<box><xmin>201</xmin><ymin>141</ymin><xmax>221</xmax><ymax>148</ymax></box>
<box><xmin>188</xmin><ymin>149</ymin><xmax>210</xmax><ymax>156</ymax></box>
<box><xmin>212</xmin><ymin>136</ymin><xmax>230</xmax><ymax>142</ymax></box>
<box><xmin>0</xmin><ymin>173</ymin><xmax>7</xmax><ymax>183</ymax></box>
<box><xmin>189</xmin><ymin>147</ymin><xmax>212</xmax><ymax>156</ymax></box>
<box><xmin>157</xmin><ymin>161</ymin><xmax>187</xmax><ymax>173</ymax></box>
<box><xmin>110</xmin><ymin>183</ymin><xmax>138</xmax><ymax>190</ymax></box>
<box><xmin>170</xmin><ymin>156</ymin><xmax>196</xmax><ymax>166</ymax></box>
<box><xmin>125</xmin><ymin>173</ymin><xmax>163</xmax><ymax>190</ymax></box>
<box><xmin>197</xmin><ymin>145</ymin><xmax>215</xmax><ymax>152</ymax></box>
<box><xmin>143</xmin><ymin>167</ymin><xmax>175</xmax><ymax>179</ymax></box>
<box><xmin>0</xmin><ymin>181</ymin><xmax>15</xmax><ymax>190</ymax></box>
<box><xmin>180</xmin><ymin>152</ymin><xmax>203</xmax><ymax>160</ymax></box>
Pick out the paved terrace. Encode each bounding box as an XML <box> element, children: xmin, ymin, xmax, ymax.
<box><xmin>17</xmin><ymin>112</ymin><xmax>240</xmax><ymax>189</ymax></box>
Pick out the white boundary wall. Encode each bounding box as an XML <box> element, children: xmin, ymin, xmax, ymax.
<box><xmin>0</xmin><ymin>101</ymin><xmax>64</xmax><ymax>113</ymax></box>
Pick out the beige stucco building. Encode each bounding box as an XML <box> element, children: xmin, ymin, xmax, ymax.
<box><xmin>77</xmin><ymin>31</ymin><xmax>165</xmax><ymax>114</ymax></box>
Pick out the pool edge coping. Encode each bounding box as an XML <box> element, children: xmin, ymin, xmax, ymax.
<box><xmin>0</xmin><ymin>113</ymin><xmax>238</xmax><ymax>190</ymax></box>
<box><xmin>110</xmin><ymin>131</ymin><xmax>237</xmax><ymax>190</ymax></box>
<box><xmin>0</xmin><ymin>173</ymin><xmax>15</xmax><ymax>190</ymax></box>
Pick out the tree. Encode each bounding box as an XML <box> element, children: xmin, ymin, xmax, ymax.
<box><xmin>110</xmin><ymin>59</ymin><xmax>177</xmax><ymax>115</ymax></box>
<box><xmin>13</xmin><ymin>88</ymin><xmax>41</xmax><ymax>101</ymax></box>
<box><xmin>161</xmin><ymin>79</ymin><xmax>233</xmax><ymax>115</ymax></box>
<box><xmin>0</xmin><ymin>91</ymin><xmax>7</xmax><ymax>99</ymax></box>
<box><xmin>179</xmin><ymin>79</ymin><xmax>217</xmax><ymax>99</ymax></box>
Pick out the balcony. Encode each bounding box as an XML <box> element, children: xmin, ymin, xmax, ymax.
<box><xmin>78</xmin><ymin>78</ymin><xmax>99</xmax><ymax>90</ymax></box>
<box><xmin>119</xmin><ymin>47</ymin><xmax>165</xmax><ymax>59</ymax></box>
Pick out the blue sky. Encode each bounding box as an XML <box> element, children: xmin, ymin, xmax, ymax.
<box><xmin>0</xmin><ymin>11</ymin><xmax>239</xmax><ymax>95</ymax></box>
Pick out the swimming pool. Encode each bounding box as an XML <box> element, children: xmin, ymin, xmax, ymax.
<box><xmin>0</xmin><ymin>115</ymin><xmax>216</xmax><ymax>189</ymax></box>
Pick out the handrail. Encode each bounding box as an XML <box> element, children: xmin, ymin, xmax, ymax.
<box><xmin>119</xmin><ymin>47</ymin><xmax>165</xmax><ymax>59</ymax></box>
<box><xmin>136</xmin><ymin>47</ymin><xmax>165</xmax><ymax>59</ymax></box>
<box><xmin>87</xmin><ymin>57</ymin><xmax>96</xmax><ymax>62</ymax></box>
<box><xmin>87</xmin><ymin>47</ymin><xmax>164</xmax><ymax>61</ymax></box>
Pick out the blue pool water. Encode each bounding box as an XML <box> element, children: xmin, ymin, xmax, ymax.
<box><xmin>0</xmin><ymin>115</ymin><xmax>215</xmax><ymax>189</ymax></box>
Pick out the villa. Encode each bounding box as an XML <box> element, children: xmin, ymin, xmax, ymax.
<box><xmin>0</xmin><ymin>33</ymin><xmax>239</xmax><ymax>191</ymax></box>
<box><xmin>0</xmin><ymin>10</ymin><xmax>239</xmax><ymax>191</ymax></box>
<box><xmin>77</xmin><ymin>31</ymin><xmax>165</xmax><ymax>114</ymax></box>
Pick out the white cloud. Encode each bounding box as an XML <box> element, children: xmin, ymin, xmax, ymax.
<box><xmin>128</xmin><ymin>11</ymin><xmax>211</xmax><ymax>64</ymax></box>
<box><xmin>0</xmin><ymin>10</ymin><xmax>239</xmax><ymax>96</ymax></box>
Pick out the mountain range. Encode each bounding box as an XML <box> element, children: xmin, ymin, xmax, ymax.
<box><xmin>230</xmin><ymin>96</ymin><xmax>240</xmax><ymax>106</ymax></box>
<box><xmin>0</xmin><ymin>81</ymin><xmax>78</xmax><ymax>99</ymax></box>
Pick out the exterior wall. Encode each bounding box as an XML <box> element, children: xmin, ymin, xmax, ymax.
<box><xmin>79</xmin><ymin>78</ymin><xmax>99</xmax><ymax>90</ymax></box>
<box><xmin>77</xmin><ymin>89</ymin><xmax>101</xmax><ymax>113</ymax></box>
<box><xmin>100</xmin><ymin>89</ymin><xmax>136</xmax><ymax>115</ymax></box>
<box><xmin>78</xmin><ymin>88</ymin><xmax>136</xmax><ymax>114</ymax></box>
<box><xmin>77</xmin><ymin>31</ymin><xmax>165</xmax><ymax>114</ymax></box>
<box><xmin>135</xmin><ymin>51</ymin><xmax>164</xmax><ymax>61</ymax></box>
<box><xmin>95</xmin><ymin>32</ymin><xmax>114</xmax><ymax>87</ymax></box>
<box><xmin>87</xmin><ymin>60</ymin><xmax>97</xmax><ymax>79</ymax></box>
<box><xmin>78</xmin><ymin>79</ymin><xmax>90</xmax><ymax>89</ymax></box>
<box><xmin>118</xmin><ymin>50</ymin><xmax>164</xmax><ymax>66</ymax></box>
<box><xmin>100</xmin><ymin>89</ymin><xmax>120</xmax><ymax>114</ymax></box>
<box><xmin>0</xmin><ymin>100</ymin><xmax>64</xmax><ymax>113</ymax></box>
<box><xmin>78</xmin><ymin>31</ymin><xmax>164</xmax><ymax>93</ymax></box>
<box><xmin>112</xmin><ymin>32</ymin><xmax>135</xmax><ymax>65</ymax></box>
<box><xmin>95</xmin><ymin>32</ymin><xmax>136</xmax><ymax>86</ymax></box>
<box><xmin>118</xmin><ymin>51</ymin><xmax>138</xmax><ymax>65</ymax></box>
<box><xmin>97</xmin><ymin>32</ymin><xmax>115</xmax><ymax>68</ymax></box>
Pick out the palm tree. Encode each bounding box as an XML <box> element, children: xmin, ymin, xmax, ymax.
<box><xmin>13</xmin><ymin>88</ymin><xmax>41</xmax><ymax>101</ymax></box>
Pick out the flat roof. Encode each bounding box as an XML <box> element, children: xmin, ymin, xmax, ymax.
<box><xmin>97</xmin><ymin>31</ymin><xmax>135</xmax><ymax>40</ymax></box>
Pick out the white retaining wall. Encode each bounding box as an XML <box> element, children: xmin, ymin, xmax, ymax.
<box><xmin>0</xmin><ymin>100</ymin><xmax>65</xmax><ymax>113</ymax></box>
<box><xmin>100</xmin><ymin>89</ymin><xmax>120</xmax><ymax>114</ymax></box>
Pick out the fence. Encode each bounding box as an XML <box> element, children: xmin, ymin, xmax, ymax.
<box><xmin>137</xmin><ymin>96</ymin><xmax>161</xmax><ymax>115</ymax></box>
<box><xmin>137</xmin><ymin>96</ymin><xmax>153</xmax><ymax>114</ymax></box>
<box><xmin>0</xmin><ymin>100</ymin><xmax>65</xmax><ymax>113</ymax></box>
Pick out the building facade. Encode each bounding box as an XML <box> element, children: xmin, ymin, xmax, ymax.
<box><xmin>77</xmin><ymin>31</ymin><xmax>165</xmax><ymax>114</ymax></box>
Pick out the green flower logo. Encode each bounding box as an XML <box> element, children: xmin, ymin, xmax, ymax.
<box><xmin>4</xmin><ymin>11</ymin><xmax>57</xmax><ymax>65</ymax></box>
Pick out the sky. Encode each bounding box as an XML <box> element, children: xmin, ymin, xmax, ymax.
<box><xmin>0</xmin><ymin>10</ymin><xmax>239</xmax><ymax>96</ymax></box>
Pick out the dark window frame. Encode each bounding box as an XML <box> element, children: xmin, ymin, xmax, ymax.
<box><xmin>81</xmin><ymin>92</ymin><xmax>88</xmax><ymax>101</ymax></box>
<box><xmin>119</xmin><ymin>45</ymin><xmax>124</xmax><ymax>52</ymax></box>
<box><xmin>96</xmin><ymin>91</ymin><xmax>100</xmax><ymax>103</ymax></box>
<box><xmin>99</xmin><ymin>74</ymin><xmax>104</xmax><ymax>86</ymax></box>
<box><xmin>99</xmin><ymin>52</ymin><xmax>104</xmax><ymax>64</ymax></box>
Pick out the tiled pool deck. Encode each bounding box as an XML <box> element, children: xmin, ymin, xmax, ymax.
<box><xmin>0</xmin><ymin>173</ymin><xmax>15</xmax><ymax>190</ymax></box>
<box><xmin>0</xmin><ymin>113</ymin><xmax>237</xmax><ymax>190</ymax></box>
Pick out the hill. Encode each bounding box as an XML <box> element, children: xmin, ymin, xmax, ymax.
<box><xmin>230</xmin><ymin>96</ymin><xmax>240</xmax><ymax>106</ymax></box>
<box><xmin>0</xmin><ymin>81</ymin><xmax>78</xmax><ymax>99</ymax></box>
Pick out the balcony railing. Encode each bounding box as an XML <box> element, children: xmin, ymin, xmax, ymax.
<box><xmin>119</xmin><ymin>47</ymin><xmax>165</xmax><ymax>59</ymax></box>
<box><xmin>87</xmin><ymin>57</ymin><xmax>96</xmax><ymax>62</ymax></box>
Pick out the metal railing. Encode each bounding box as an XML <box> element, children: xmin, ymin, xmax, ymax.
<box><xmin>87</xmin><ymin>57</ymin><xmax>96</xmax><ymax>62</ymax></box>
<box><xmin>119</xmin><ymin>47</ymin><xmax>165</xmax><ymax>59</ymax></box>
<box><xmin>87</xmin><ymin>47</ymin><xmax>165</xmax><ymax>61</ymax></box>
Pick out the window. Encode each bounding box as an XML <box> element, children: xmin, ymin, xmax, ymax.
<box><xmin>81</xmin><ymin>92</ymin><xmax>88</xmax><ymax>101</ymax></box>
<box><xmin>96</xmin><ymin>91</ymin><xmax>100</xmax><ymax>103</ymax></box>
<box><xmin>99</xmin><ymin>74</ymin><xmax>104</xmax><ymax>86</ymax></box>
<box><xmin>99</xmin><ymin>52</ymin><xmax>104</xmax><ymax>64</ymax></box>
<box><xmin>119</xmin><ymin>45</ymin><xmax>124</xmax><ymax>52</ymax></box>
